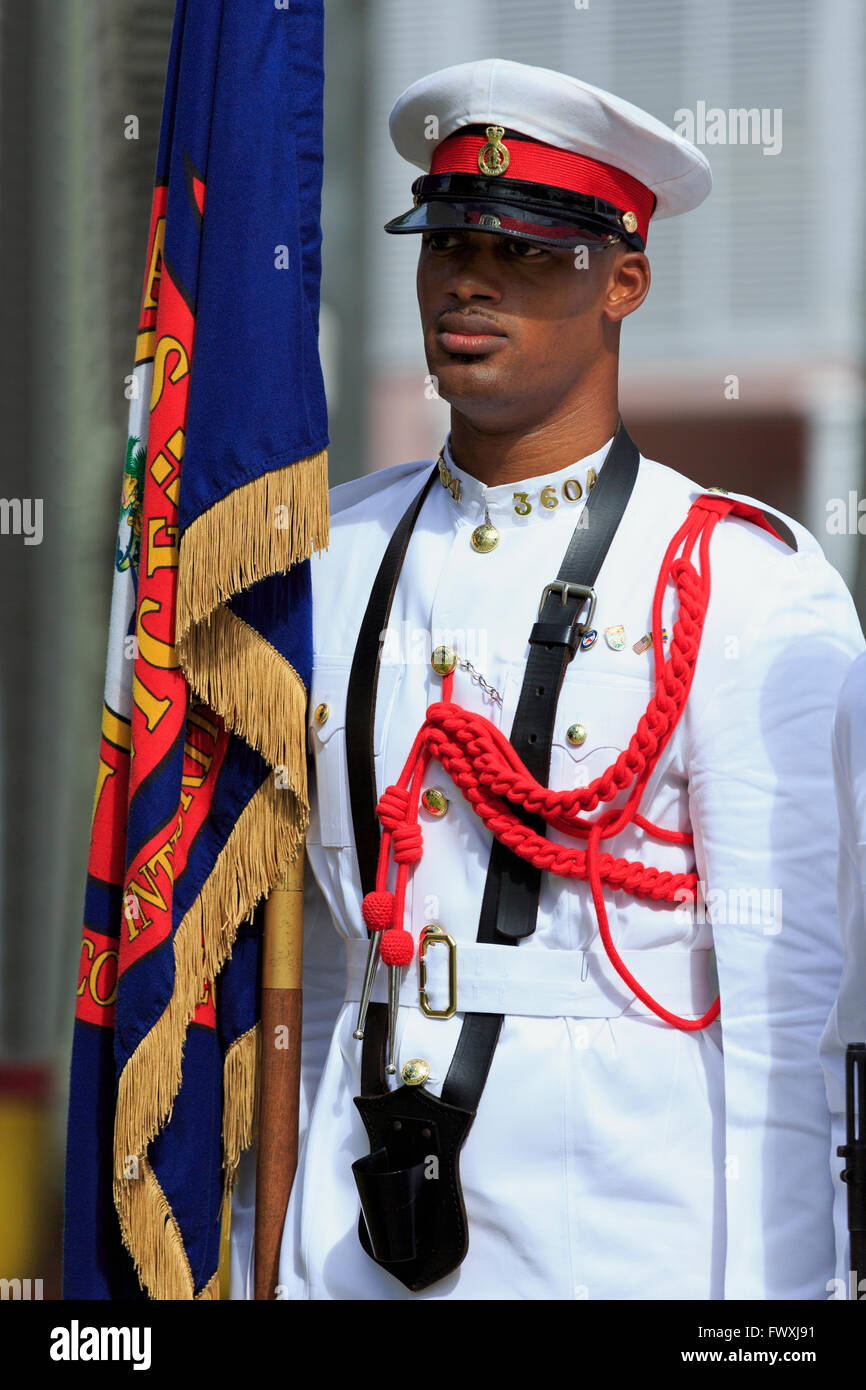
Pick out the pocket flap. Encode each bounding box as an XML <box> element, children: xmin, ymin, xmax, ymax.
<box><xmin>308</xmin><ymin>658</ymin><xmax>352</xmax><ymax>749</ymax></box>
<box><xmin>308</xmin><ymin>658</ymin><xmax>402</xmax><ymax>753</ymax></box>
<box><xmin>554</xmin><ymin>675</ymin><xmax>652</xmax><ymax>765</ymax></box>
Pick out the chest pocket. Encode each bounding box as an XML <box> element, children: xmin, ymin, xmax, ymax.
<box><xmin>307</xmin><ymin>657</ymin><xmax>402</xmax><ymax>848</ymax></box>
<box><xmin>498</xmin><ymin>666</ymin><xmax>654</xmax><ymax>793</ymax></box>
<box><xmin>551</xmin><ymin>674</ymin><xmax>654</xmax><ymax>795</ymax></box>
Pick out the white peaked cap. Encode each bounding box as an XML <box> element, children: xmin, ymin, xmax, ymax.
<box><xmin>388</xmin><ymin>57</ymin><xmax>711</xmax><ymax>223</ymax></box>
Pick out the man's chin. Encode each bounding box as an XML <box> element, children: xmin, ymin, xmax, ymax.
<box><xmin>431</xmin><ymin>354</ymin><xmax>512</xmax><ymax>403</ymax></box>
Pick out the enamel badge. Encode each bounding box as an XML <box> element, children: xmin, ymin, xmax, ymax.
<box><xmin>632</xmin><ymin>627</ymin><xmax>668</xmax><ymax>655</ymax></box>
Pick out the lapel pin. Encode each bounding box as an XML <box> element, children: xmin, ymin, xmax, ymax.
<box><xmin>632</xmin><ymin>627</ymin><xmax>668</xmax><ymax>655</ymax></box>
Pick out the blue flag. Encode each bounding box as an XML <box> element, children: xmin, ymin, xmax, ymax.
<box><xmin>63</xmin><ymin>0</ymin><xmax>327</xmax><ymax>1299</ymax></box>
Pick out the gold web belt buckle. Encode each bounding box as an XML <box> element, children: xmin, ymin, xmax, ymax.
<box><xmin>418</xmin><ymin>924</ymin><xmax>457</xmax><ymax>1018</ymax></box>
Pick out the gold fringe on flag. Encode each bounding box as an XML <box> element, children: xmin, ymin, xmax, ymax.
<box><xmin>221</xmin><ymin>1022</ymin><xmax>261</xmax><ymax>1202</ymax></box>
<box><xmin>179</xmin><ymin>608</ymin><xmax>309</xmax><ymax>785</ymax></box>
<box><xmin>117</xmin><ymin>1157</ymin><xmax>197</xmax><ymax>1301</ymax></box>
<box><xmin>113</xmin><ymin>451</ymin><xmax>327</xmax><ymax>1299</ymax></box>
<box><xmin>175</xmin><ymin>450</ymin><xmax>328</xmax><ymax>645</ymax></box>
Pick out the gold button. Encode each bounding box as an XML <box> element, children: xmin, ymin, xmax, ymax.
<box><xmin>401</xmin><ymin>1058</ymin><xmax>430</xmax><ymax>1087</ymax></box>
<box><xmin>421</xmin><ymin>787</ymin><xmax>449</xmax><ymax>818</ymax></box>
<box><xmin>471</xmin><ymin>522</ymin><xmax>499</xmax><ymax>552</ymax></box>
<box><xmin>586</xmin><ymin>466</ymin><xmax>598</xmax><ymax>492</ymax></box>
<box><xmin>431</xmin><ymin>645</ymin><xmax>457</xmax><ymax>675</ymax></box>
<box><xmin>566</xmin><ymin>723</ymin><xmax>587</xmax><ymax>746</ymax></box>
<box><xmin>622</xmin><ymin>211</ymin><xmax>638</xmax><ymax>233</ymax></box>
<box><xmin>313</xmin><ymin>702</ymin><xmax>330</xmax><ymax>725</ymax></box>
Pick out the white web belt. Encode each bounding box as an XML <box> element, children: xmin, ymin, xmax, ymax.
<box><xmin>344</xmin><ymin>936</ymin><xmax>717</xmax><ymax>1021</ymax></box>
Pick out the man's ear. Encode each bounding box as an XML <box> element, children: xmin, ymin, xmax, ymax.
<box><xmin>604</xmin><ymin>250</ymin><xmax>650</xmax><ymax>323</ymax></box>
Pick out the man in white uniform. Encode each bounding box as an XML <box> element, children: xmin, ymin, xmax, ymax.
<box><xmin>230</xmin><ymin>59</ymin><xmax>865</xmax><ymax>1300</ymax></box>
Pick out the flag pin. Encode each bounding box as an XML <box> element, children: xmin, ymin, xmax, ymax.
<box><xmin>632</xmin><ymin>627</ymin><xmax>668</xmax><ymax>655</ymax></box>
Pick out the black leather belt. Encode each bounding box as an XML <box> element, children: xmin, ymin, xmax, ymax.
<box><xmin>345</xmin><ymin>421</ymin><xmax>640</xmax><ymax>1287</ymax></box>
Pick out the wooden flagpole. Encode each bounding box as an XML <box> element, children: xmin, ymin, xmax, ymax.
<box><xmin>253</xmin><ymin>841</ymin><xmax>305</xmax><ymax>1299</ymax></box>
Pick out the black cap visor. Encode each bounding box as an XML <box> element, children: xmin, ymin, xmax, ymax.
<box><xmin>384</xmin><ymin>172</ymin><xmax>646</xmax><ymax>251</ymax></box>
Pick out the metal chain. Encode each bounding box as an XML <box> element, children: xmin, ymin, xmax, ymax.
<box><xmin>457</xmin><ymin>656</ymin><xmax>503</xmax><ymax>708</ymax></box>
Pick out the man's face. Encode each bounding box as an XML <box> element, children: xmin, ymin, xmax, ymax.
<box><xmin>416</xmin><ymin>227</ymin><xmax>648</xmax><ymax>432</ymax></box>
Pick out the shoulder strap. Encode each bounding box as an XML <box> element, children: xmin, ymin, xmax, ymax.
<box><xmin>346</xmin><ymin>465</ymin><xmax>440</xmax><ymax>898</ymax></box>
<box><xmin>695</xmin><ymin>490</ymin><xmax>798</xmax><ymax>552</ymax></box>
<box><xmin>441</xmin><ymin>423</ymin><xmax>640</xmax><ymax>1110</ymax></box>
<box><xmin>487</xmin><ymin>422</ymin><xmax>640</xmax><ymax>943</ymax></box>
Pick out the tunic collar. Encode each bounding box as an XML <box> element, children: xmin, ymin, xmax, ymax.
<box><xmin>438</xmin><ymin>432</ymin><xmax>616</xmax><ymax>527</ymax></box>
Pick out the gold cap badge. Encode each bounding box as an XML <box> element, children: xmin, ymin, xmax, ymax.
<box><xmin>621</xmin><ymin>211</ymin><xmax>638</xmax><ymax>234</ymax></box>
<box><xmin>477</xmin><ymin>125</ymin><xmax>510</xmax><ymax>177</ymax></box>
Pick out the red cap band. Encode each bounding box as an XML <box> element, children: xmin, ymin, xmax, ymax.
<box><xmin>430</xmin><ymin>131</ymin><xmax>654</xmax><ymax>243</ymax></box>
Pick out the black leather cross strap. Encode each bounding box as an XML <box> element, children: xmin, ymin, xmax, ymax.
<box><xmin>439</xmin><ymin>423</ymin><xmax>640</xmax><ymax>1112</ymax></box>
<box><xmin>346</xmin><ymin>466</ymin><xmax>440</xmax><ymax>903</ymax></box>
<box><xmin>478</xmin><ymin>424</ymin><xmax>640</xmax><ymax>945</ymax></box>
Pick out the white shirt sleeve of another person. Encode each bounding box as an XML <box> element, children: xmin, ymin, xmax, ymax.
<box><xmin>683</xmin><ymin>508</ymin><xmax>865</xmax><ymax>1300</ymax></box>
<box><xmin>818</xmin><ymin>650</ymin><xmax>866</xmax><ymax>1300</ymax></box>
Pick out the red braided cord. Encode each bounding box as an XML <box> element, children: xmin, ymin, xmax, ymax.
<box><xmin>417</xmin><ymin>517</ymin><xmax>708</xmax><ymax>846</ymax></box>
<box><xmin>371</xmin><ymin>498</ymin><xmax>732</xmax><ymax>1030</ymax></box>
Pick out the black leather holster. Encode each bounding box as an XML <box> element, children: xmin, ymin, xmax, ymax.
<box><xmin>352</xmin><ymin>1081</ymin><xmax>473</xmax><ymax>1291</ymax></box>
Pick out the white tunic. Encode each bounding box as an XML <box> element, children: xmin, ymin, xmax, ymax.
<box><xmin>229</xmin><ymin>438</ymin><xmax>865</xmax><ymax>1300</ymax></box>
<box><xmin>819</xmin><ymin>650</ymin><xmax>866</xmax><ymax>1297</ymax></box>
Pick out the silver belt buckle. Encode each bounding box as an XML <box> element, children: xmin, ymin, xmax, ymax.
<box><xmin>537</xmin><ymin>580</ymin><xmax>597</xmax><ymax>635</ymax></box>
